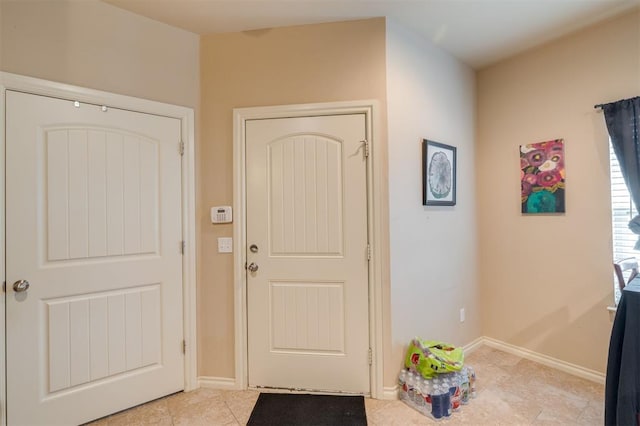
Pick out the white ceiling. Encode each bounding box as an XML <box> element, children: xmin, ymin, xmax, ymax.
<box><xmin>103</xmin><ymin>0</ymin><xmax>639</xmax><ymax>68</ymax></box>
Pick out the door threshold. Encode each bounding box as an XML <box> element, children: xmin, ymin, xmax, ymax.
<box><xmin>250</xmin><ymin>385</ymin><xmax>369</xmax><ymax>397</ymax></box>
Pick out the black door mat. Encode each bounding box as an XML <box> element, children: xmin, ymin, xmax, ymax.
<box><xmin>247</xmin><ymin>393</ymin><xmax>368</xmax><ymax>426</ymax></box>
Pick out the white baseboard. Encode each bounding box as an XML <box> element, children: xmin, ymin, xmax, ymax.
<box><xmin>462</xmin><ymin>336</ymin><xmax>484</xmax><ymax>354</ymax></box>
<box><xmin>481</xmin><ymin>336</ymin><xmax>605</xmax><ymax>384</ymax></box>
<box><xmin>382</xmin><ymin>386</ymin><xmax>398</xmax><ymax>400</ymax></box>
<box><xmin>198</xmin><ymin>376</ymin><xmax>240</xmax><ymax>390</ymax></box>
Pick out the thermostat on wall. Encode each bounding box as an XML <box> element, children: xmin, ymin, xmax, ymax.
<box><xmin>211</xmin><ymin>206</ymin><xmax>232</xmax><ymax>224</ymax></box>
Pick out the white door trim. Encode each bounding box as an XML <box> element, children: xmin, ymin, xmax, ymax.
<box><xmin>233</xmin><ymin>100</ymin><xmax>384</xmax><ymax>398</ymax></box>
<box><xmin>0</xmin><ymin>72</ymin><xmax>198</xmax><ymax>425</ymax></box>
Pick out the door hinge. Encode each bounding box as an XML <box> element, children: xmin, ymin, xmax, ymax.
<box><xmin>2</xmin><ymin>282</ymin><xmax>5</xmax><ymax>293</ymax></box>
<box><xmin>367</xmin><ymin>244</ymin><xmax>372</xmax><ymax>261</ymax></box>
<box><xmin>360</xmin><ymin>139</ymin><xmax>370</xmax><ymax>158</ymax></box>
<box><xmin>180</xmin><ymin>241</ymin><xmax>186</xmax><ymax>254</ymax></box>
<box><xmin>179</xmin><ymin>141</ymin><xmax>185</xmax><ymax>156</ymax></box>
<box><xmin>182</xmin><ymin>340</ymin><xmax>186</xmax><ymax>354</ymax></box>
<box><xmin>368</xmin><ymin>348</ymin><xmax>373</xmax><ymax>365</ymax></box>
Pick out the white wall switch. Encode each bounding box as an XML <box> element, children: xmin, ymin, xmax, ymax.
<box><xmin>218</xmin><ymin>237</ymin><xmax>233</xmax><ymax>253</ymax></box>
<box><xmin>460</xmin><ymin>308</ymin><xmax>466</xmax><ymax>323</ymax></box>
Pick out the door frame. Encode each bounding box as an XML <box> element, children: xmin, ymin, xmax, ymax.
<box><xmin>0</xmin><ymin>72</ymin><xmax>198</xmax><ymax>425</ymax></box>
<box><xmin>233</xmin><ymin>101</ymin><xmax>384</xmax><ymax>398</ymax></box>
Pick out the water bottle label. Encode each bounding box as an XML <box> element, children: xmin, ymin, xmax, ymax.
<box><xmin>431</xmin><ymin>393</ymin><xmax>444</xmax><ymax>419</ymax></box>
<box><xmin>460</xmin><ymin>382</ymin><xmax>470</xmax><ymax>404</ymax></box>
<box><xmin>450</xmin><ymin>385</ymin><xmax>461</xmax><ymax>411</ymax></box>
<box><xmin>443</xmin><ymin>392</ymin><xmax>451</xmax><ymax>417</ymax></box>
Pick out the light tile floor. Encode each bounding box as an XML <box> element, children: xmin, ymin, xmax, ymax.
<box><xmin>88</xmin><ymin>346</ymin><xmax>604</xmax><ymax>425</ymax></box>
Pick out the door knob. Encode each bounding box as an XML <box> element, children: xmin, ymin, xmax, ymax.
<box><xmin>13</xmin><ymin>280</ymin><xmax>30</xmax><ymax>292</ymax></box>
<box><xmin>247</xmin><ymin>263</ymin><xmax>259</xmax><ymax>273</ymax></box>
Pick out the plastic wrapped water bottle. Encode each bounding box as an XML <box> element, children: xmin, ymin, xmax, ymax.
<box><xmin>442</xmin><ymin>386</ymin><xmax>452</xmax><ymax>417</ymax></box>
<box><xmin>430</xmin><ymin>386</ymin><xmax>446</xmax><ymax>419</ymax></box>
<box><xmin>406</xmin><ymin>370</ymin><xmax>417</xmax><ymax>402</ymax></box>
<box><xmin>467</xmin><ymin>366</ymin><xmax>477</xmax><ymax>398</ymax></box>
<box><xmin>448</xmin><ymin>373</ymin><xmax>461</xmax><ymax>412</ymax></box>
<box><xmin>412</xmin><ymin>378</ymin><xmax>425</xmax><ymax>411</ymax></box>
<box><xmin>419</xmin><ymin>378</ymin><xmax>432</xmax><ymax>415</ymax></box>
<box><xmin>460</xmin><ymin>368</ymin><xmax>470</xmax><ymax>405</ymax></box>
<box><xmin>430</xmin><ymin>385</ymin><xmax>451</xmax><ymax>419</ymax></box>
<box><xmin>416</xmin><ymin>372</ymin><xmax>425</xmax><ymax>404</ymax></box>
<box><xmin>431</xmin><ymin>377</ymin><xmax>441</xmax><ymax>391</ymax></box>
<box><xmin>398</xmin><ymin>369</ymin><xmax>408</xmax><ymax>401</ymax></box>
<box><xmin>410</xmin><ymin>372</ymin><xmax>424</xmax><ymax>406</ymax></box>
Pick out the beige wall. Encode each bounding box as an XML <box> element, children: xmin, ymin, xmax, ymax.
<box><xmin>0</xmin><ymin>0</ymin><xmax>199</xmax><ymax>108</ymax></box>
<box><xmin>199</xmin><ymin>18</ymin><xmax>389</xmax><ymax>379</ymax></box>
<box><xmin>385</xmin><ymin>20</ymin><xmax>480</xmax><ymax>383</ymax></box>
<box><xmin>477</xmin><ymin>9</ymin><xmax>640</xmax><ymax>373</ymax></box>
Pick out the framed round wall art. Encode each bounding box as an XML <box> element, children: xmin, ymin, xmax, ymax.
<box><xmin>422</xmin><ymin>139</ymin><xmax>457</xmax><ymax>206</ymax></box>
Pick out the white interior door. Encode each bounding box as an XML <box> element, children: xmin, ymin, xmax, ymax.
<box><xmin>6</xmin><ymin>91</ymin><xmax>184</xmax><ymax>425</ymax></box>
<box><xmin>246</xmin><ymin>114</ymin><xmax>370</xmax><ymax>394</ymax></box>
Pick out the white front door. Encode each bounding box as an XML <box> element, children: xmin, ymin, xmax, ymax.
<box><xmin>246</xmin><ymin>114</ymin><xmax>370</xmax><ymax>394</ymax></box>
<box><xmin>6</xmin><ymin>91</ymin><xmax>184</xmax><ymax>425</ymax></box>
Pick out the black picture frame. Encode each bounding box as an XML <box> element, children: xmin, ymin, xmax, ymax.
<box><xmin>422</xmin><ymin>139</ymin><xmax>457</xmax><ymax>206</ymax></box>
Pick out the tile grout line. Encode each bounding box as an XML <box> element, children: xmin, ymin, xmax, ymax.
<box><xmin>225</xmin><ymin>400</ymin><xmax>243</xmax><ymax>426</ymax></box>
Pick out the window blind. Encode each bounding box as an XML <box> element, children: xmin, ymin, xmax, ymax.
<box><xmin>610</xmin><ymin>142</ymin><xmax>637</xmax><ymax>301</ymax></box>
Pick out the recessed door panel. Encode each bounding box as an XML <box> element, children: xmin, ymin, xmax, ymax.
<box><xmin>268</xmin><ymin>136</ymin><xmax>344</xmax><ymax>257</ymax></box>
<box><xmin>270</xmin><ymin>281</ymin><xmax>345</xmax><ymax>353</ymax></box>
<box><xmin>44</xmin><ymin>127</ymin><xmax>159</xmax><ymax>263</ymax></box>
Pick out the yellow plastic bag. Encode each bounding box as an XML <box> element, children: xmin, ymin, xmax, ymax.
<box><xmin>404</xmin><ymin>338</ymin><xmax>464</xmax><ymax>378</ymax></box>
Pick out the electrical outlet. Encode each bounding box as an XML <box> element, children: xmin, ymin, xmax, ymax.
<box><xmin>460</xmin><ymin>308</ymin><xmax>465</xmax><ymax>323</ymax></box>
<box><xmin>218</xmin><ymin>237</ymin><xmax>233</xmax><ymax>253</ymax></box>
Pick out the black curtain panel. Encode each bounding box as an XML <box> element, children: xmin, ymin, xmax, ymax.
<box><xmin>603</xmin><ymin>97</ymin><xmax>640</xmax><ymax>249</ymax></box>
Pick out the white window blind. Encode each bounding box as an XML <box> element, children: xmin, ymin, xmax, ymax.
<box><xmin>610</xmin><ymin>141</ymin><xmax>638</xmax><ymax>302</ymax></box>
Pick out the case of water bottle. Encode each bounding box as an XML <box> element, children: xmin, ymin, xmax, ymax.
<box><xmin>397</xmin><ymin>366</ymin><xmax>476</xmax><ymax>420</ymax></box>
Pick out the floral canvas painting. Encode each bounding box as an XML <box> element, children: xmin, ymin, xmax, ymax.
<box><xmin>520</xmin><ymin>139</ymin><xmax>565</xmax><ymax>214</ymax></box>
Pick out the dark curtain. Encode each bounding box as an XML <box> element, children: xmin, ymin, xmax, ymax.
<box><xmin>603</xmin><ymin>97</ymin><xmax>640</xmax><ymax>249</ymax></box>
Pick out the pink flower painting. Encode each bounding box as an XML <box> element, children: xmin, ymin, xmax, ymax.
<box><xmin>520</xmin><ymin>139</ymin><xmax>565</xmax><ymax>213</ymax></box>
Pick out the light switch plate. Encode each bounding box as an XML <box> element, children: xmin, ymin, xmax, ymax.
<box><xmin>218</xmin><ymin>237</ymin><xmax>233</xmax><ymax>253</ymax></box>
